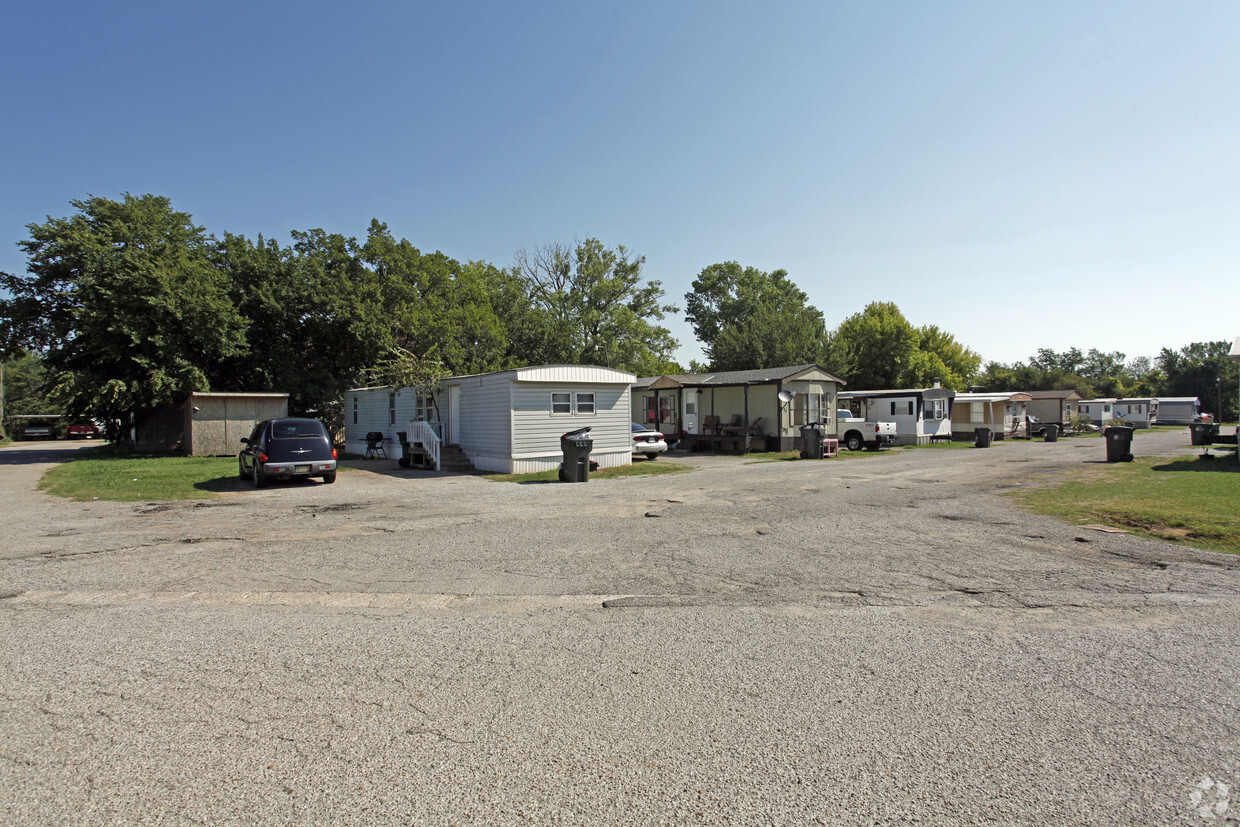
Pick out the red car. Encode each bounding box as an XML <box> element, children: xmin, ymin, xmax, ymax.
<box><xmin>68</xmin><ymin>421</ymin><xmax>101</xmax><ymax>439</ymax></box>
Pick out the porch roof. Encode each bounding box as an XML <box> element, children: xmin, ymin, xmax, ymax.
<box><xmin>635</xmin><ymin>363</ymin><xmax>845</xmax><ymax>390</ymax></box>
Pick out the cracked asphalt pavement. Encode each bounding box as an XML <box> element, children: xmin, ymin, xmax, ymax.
<box><xmin>2</xmin><ymin>432</ymin><xmax>1238</xmax><ymax>825</ymax></box>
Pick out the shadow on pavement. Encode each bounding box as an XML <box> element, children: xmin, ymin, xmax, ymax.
<box><xmin>0</xmin><ymin>442</ymin><xmax>102</xmax><ymax>466</ymax></box>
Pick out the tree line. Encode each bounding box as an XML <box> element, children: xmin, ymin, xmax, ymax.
<box><xmin>1</xmin><ymin>193</ymin><xmax>1235</xmax><ymax>438</ymax></box>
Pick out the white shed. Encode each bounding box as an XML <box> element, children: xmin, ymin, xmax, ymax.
<box><xmin>345</xmin><ymin>365</ymin><xmax>636</xmax><ymax>474</ymax></box>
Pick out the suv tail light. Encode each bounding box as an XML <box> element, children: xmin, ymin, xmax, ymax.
<box><xmin>332</xmin><ymin>448</ymin><xmax>338</xmax><ymax>459</ymax></box>
<box><xmin>257</xmin><ymin>451</ymin><xmax>268</xmax><ymax>463</ymax></box>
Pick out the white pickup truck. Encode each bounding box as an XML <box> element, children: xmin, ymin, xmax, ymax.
<box><xmin>836</xmin><ymin>410</ymin><xmax>898</xmax><ymax>451</ymax></box>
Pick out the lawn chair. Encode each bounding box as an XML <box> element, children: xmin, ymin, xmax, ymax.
<box><xmin>364</xmin><ymin>431</ymin><xmax>387</xmax><ymax>460</ymax></box>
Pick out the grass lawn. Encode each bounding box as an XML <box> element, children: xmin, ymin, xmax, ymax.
<box><xmin>483</xmin><ymin>459</ymin><xmax>690</xmax><ymax>483</ymax></box>
<box><xmin>38</xmin><ymin>449</ymin><xmax>243</xmax><ymax>501</ymax></box>
<box><xmin>1007</xmin><ymin>454</ymin><xmax>1240</xmax><ymax>554</ymax></box>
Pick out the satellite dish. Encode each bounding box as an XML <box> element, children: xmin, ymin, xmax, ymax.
<box><xmin>778</xmin><ymin>390</ymin><xmax>795</xmax><ymax>404</ymax></box>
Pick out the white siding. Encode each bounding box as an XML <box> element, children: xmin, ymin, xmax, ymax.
<box><xmin>344</xmin><ymin>387</ymin><xmax>421</xmax><ymax>458</ymax></box>
<box><xmin>512</xmin><ymin>365</ymin><xmax>634</xmax><ymax>384</ymax></box>
<box><xmin>504</xmin><ymin>381</ymin><xmax>632</xmax><ymax>473</ymax></box>
<box><xmin>447</xmin><ymin>374</ymin><xmax>514</xmax><ymax>469</ymax></box>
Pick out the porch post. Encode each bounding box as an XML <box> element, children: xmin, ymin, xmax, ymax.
<box><xmin>743</xmin><ymin>384</ymin><xmax>750</xmax><ymax>455</ymax></box>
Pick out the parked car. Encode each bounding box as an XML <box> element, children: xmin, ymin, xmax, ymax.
<box><xmin>238</xmin><ymin>417</ymin><xmax>337</xmax><ymax>487</ymax></box>
<box><xmin>835</xmin><ymin>410</ymin><xmax>897</xmax><ymax>451</ymax></box>
<box><xmin>68</xmin><ymin>420</ymin><xmax>101</xmax><ymax>439</ymax></box>
<box><xmin>631</xmin><ymin>422</ymin><xmax>668</xmax><ymax>459</ymax></box>
<box><xmin>18</xmin><ymin>420</ymin><xmax>56</xmax><ymax>440</ymax></box>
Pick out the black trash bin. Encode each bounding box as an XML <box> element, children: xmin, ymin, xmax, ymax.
<box><xmin>1043</xmin><ymin>424</ymin><xmax>1059</xmax><ymax>443</ymax></box>
<box><xmin>559</xmin><ymin>427</ymin><xmax>593</xmax><ymax>482</ymax></box>
<box><xmin>1190</xmin><ymin>423</ymin><xmax>1218</xmax><ymax>447</ymax></box>
<box><xmin>396</xmin><ymin>431</ymin><xmax>410</xmax><ymax>467</ymax></box>
<box><xmin>974</xmin><ymin>427</ymin><xmax>992</xmax><ymax>448</ymax></box>
<box><xmin>1104</xmin><ymin>425</ymin><xmax>1135</xmax><ymax>462</ymax></box>
<box><xmin>800</xmin><ymin>424</ymin><xmax>824</xmax><ymax>459</ymax></box>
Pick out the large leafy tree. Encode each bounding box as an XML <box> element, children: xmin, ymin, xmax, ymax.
<box><xmin>1158</xmin><ymin>341</ymin><xmax>1237</xmax><ymax>420</ymax></box>
<box><xmin>829</xmin><ymin>303</ymin><xmax>979</xmax><ymax>390</ymax></box>
<box><xmin>830</xmin><ymin>301</ymin><xmax>921</xmax><ymax>388</ymax></box>
<box><xmin>360</xmin><ymin>222</ymin><xmax>512</xmax><ymax>376</ymax></box>
<box><xmin>684</xmin><ymin>262</ymin><xmax>830</xmax><ymax>371</ymax></box>
<box><xmin>215</xmin><ymin>227</ymin><xmax>392</xmax><ymax>423</ymax></box>
<box><xmin>514</xmin><ymin>238</ymin><xmax>679</xmax><ymax>374</ymax></box>
<box><xmin>1</xmin><ymin>194</ymin><xmax>246</xmax><ymax>439</ymax></box>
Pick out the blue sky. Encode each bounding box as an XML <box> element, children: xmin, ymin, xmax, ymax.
<box><xmin>2</xmin><ymin>1</ymin><xmax>1236</xmax><ymax>368</ymax></box>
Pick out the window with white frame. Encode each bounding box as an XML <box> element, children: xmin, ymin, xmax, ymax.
<box><xmin>794</xmin><ymin>393</ymin><xmax>823</xmax><ymax>426</ymax></box>
<box><xmin>352</xmin><ymin>395</ymin><xmax>358</xmax><ymax>425</ymax></box>
<box><xmin>925</xmin><ymin>399</ymin><xmax>945</xmax><ymax>420</ymax></box>
<box><xmin>971</xmin><ymin>401</ymin><xmax>984</xmax><ymax>423</ymax></box>
<box><xmin>414</xmin><ymin>394</ymin><xmax>434</xmax><ymax>421</ymax></box>
<box><xmin>389</xmin><ymin>392</ymin><xmax>396</xmax><ymax>425</ymax></box>
<box><xmin>551</xmin><ymin>392</ymin><xmax>595</xmax><ymax>415</ymax></box>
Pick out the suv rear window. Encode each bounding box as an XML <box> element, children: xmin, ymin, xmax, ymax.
<box><xmin>271</xmin><ymin>420</ymin><xmax>328</xmax><ymax>440</ymax></box>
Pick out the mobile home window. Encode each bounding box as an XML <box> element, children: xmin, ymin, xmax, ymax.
<box><xmin>891</xmin><ymin>401</ymin><xmax>913</xmax><ymax>416</ymax></box>
<box><xmin>971</xmin><ymin>402</ymin><xmax>984</xmax><ymax>423</ymax></box>
<box><xmin>389</xmin><ymin>392</ymin><xmax>397</xmax><ymax>425</ymax></box>
<box><xmin>644</xmin><ymin>395</ymin><xmax>657</xmax><ymax>423</ymax></box>
<box><xmin>551</xmin><ymin>393</ymin><xmax>572</xmax><ymax>414</ymax></box>
<box><xmin>415</xmin><ymin>394</ymin><xmax>434</xmax><ymax>421</ymax></box>
<box><xmin>352</xmin><ymin>396</ymin><xmax>358</xmax><ymax>425</ymax></box>
<box><xmin>576</xmin><ymin>393</ymin><xmax>596</xmax><ymax>415</ymax></box>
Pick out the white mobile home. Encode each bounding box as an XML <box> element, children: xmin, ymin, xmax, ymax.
<box><xmin>949</xmin><ymin>392</ymin><xmax>1031</xmax><ymax>440</ymax></box>
<box><xmin>1112</xmin><ymin>398</ymin><xmax>1158</xmax><ymax>428</ymax></box>
<box><xmin>1077</xmin><ymin>398</ymin><xmax>1118</xmax><ymax>428</ymax></box>
<box><xmin>1156</xmin><ymin>397</ymin><xmax>1200</xmax><ymax>425</ymax></box>
<box><xmin>345</xmin><ymin>365</ymin><xmax>636</xmax><ymax>473</ymax></box>
<box><xmin>837</xmin><ymin>387</ymin><xmax>955</xmax><ymax>446</ymax></box>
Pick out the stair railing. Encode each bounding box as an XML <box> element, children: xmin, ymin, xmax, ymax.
<box><xmin>408</xmin><ymin>419</ymin><xmax>442</xmax><ymax>470</ymax></box>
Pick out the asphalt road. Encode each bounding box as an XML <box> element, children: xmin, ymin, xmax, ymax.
<box><xmin>2</xmin><ymin>432</ymin><xmax>1238</xmax><ymax>825</ymax></box>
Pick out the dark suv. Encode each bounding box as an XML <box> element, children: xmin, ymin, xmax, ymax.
<box><xmin>238</xmin><ymin>418</ymin><xmax>338</xmax><ymax>487</ymax></box>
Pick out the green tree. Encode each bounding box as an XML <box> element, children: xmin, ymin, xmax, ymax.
<box><xmin>514</xmin><ymin>239</ymin><xmax>679</xmax><ymax>373</ymax></box>
<box><xmin>215</xmin><ymin>227</ymin><xmax>392</xmax><ymax>425</ymax></box>
<box><xmin>684</xmin><ymin>262</ymin><xmax>829</xmax><ymax>371</ymax></box>
<box><xmin>830</xmin><ymin>302</ymin><xmax>921</xmax><ymax>389</ymax></box>
<box><xmin>1</xmin><ymin>352</ymin><xmax>56</xmax><ymax>436</ymax></box>
<box><xmin>360</xmin><ymin>222</ymin><xmax>512</xmax><ymax>376</ymax></box>
<box><xmin>1</xmin><ymin>194</ymin><xmax>246</xmax><ymax>440</ymax></box>
<box><xmin>908</xmin><ymin>325</ymin><xmax>982</xmax><ymax>389</ymax></box>
<box><xmin>1158</xmin><ymin>341</ymin><xmax>1238</xmax><ymax>420</ymax></box>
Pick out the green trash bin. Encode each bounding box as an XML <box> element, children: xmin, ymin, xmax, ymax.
<box><xmin>1043</xmin><ymin>424</ymin><xmax>1059</xmax><ymax>443</ymax></box>
<box><xmin>559</xmin><ymin>427</ymin><xmax>593</xmax><ymax>482</ymax></box>
<box><xmin>1104</xmin><ymin>425</ymin><xmax>1135</xmax><ymax>462</ymax></box>
<box><xmin>800</xmin><ymin>424</ymin><xmax>824</xmax><ymax>459</ymax></box>
<box><xmin>974</xmin><ymin>427</ymin><xmax>992</xmax><ymax>448</ymax></box>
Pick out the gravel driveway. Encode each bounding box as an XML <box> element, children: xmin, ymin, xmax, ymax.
<box><xmin>2</xmin><ymin>432</ymin><xmax>1238</xmax><ymax>825</ymax></box>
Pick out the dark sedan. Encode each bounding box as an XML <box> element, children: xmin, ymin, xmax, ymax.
<box><xmin>238</xmin><ymin>418</ymin><xmax>338</xmax><ymax>487</ymax></box>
